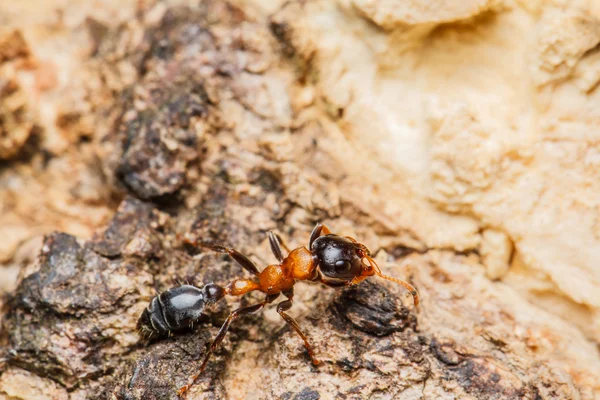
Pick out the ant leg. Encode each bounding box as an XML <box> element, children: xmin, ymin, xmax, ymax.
<box><xmin>190</xmin><ymin>241</ymin><xmax>260</xmax><ymax>276</ymax></box>
<box><xmin>363</xmin><ymin>257</ymin><xmax>420</xmax><ymax>307</ymax></box>
<box><xmin>349</xmin><ymin>275</ymin><xmax>369</xmax><ymax>286</ymax></box>
<box><xmin>275</xmin><ymin>232</ymin><xmax>291</xmax><ymax>253</ymax></box>
<box><xmin>309</xmin><ymin>224</ymin><xmax>322</xmax><ymax>248</ymax></box>
<box><xmin>267</xmin><ymin>231</ymin><xmax>285</xmax><ymax>262</ymax></box>
<box><xmin>276</xmin><ymin>289</ymin><xmax>320</xmax><ymax>365</ymax></box>
<box><xmin>177</xmin><ymin>293</ymin><xmax>279</xmax><ymax>397</ymax></box>
<box><xmin>308</xmin><ymin>223</ymin><xmax>333</xmax><ymax>248</ymax></box>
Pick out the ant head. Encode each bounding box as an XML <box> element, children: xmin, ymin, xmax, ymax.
<box><xmin>310</xmin><ymin>234</ymin><xmax>372</xmax><ymax>281</ymax></box>
<box><xmin>311</xmin><ymin>232</ymin><xmax>420</xmax><ymax>306</ymax></box>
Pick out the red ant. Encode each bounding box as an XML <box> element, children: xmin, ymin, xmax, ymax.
<box><xmin>138</xmin><ymin>223</ymin><xmax>419</xmax><ymax>397</ymax></box>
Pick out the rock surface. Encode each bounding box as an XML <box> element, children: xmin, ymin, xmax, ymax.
<box><xmin>0</xmin><ymin>0</ymin><xmax>599</xmax><ymax>399</ymax></box>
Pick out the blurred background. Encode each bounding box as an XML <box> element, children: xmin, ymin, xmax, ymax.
<box><xmin>1</xmin><ymin>0</ymin><xmax>599</xmax><ymax>399</ymax></box>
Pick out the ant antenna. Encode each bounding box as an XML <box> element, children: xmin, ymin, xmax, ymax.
<box><xmin>364</xmin><ymin>256</ymin><xmax>420</xmax><ymax>306</ymax></box>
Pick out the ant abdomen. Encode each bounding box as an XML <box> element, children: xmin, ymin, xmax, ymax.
<box><xmin>138</xmin><ymin>283</ymin><xmax>225</xmax><ymax>336</ymax></box>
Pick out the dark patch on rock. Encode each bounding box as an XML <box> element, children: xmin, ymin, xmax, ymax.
<box><xmin>187</xmin><ymin>183</ymin><xmax>234</xmax><ymax>246</ymax></box>
<box><xmin>0</xmin><ymin>29</ymin><xmax>30</xmax><ymax>63</ymax></box>
<box><xmin>85</xmin><ymin>17</ymin><xmax>109</xmax><ymax>56</ymax></box>
<box><xmin>430</xmin><ymin>337</ymin><xmax>462</xmax><ymax>366</ymax></box>
<box><xmin>2</xmin><ymin>197</ymin><xmax>182</xmax><ymax>388</ymax></box>
<box><xmin>0</xmin><ymin>62</ymin><xmax>41</xmax><ymax>163</ymax></box>
<box><xmin>400</xmin><ymin>332</ymin><xmax>426</xmax><ymax>363</ymax></box>
<box><xmin>333</xmin><ymin>280</ymin><xmax>417</xmax><ymax>336</ymax></box>
<box><xmin>532</xmin><ymin>384</ymin><xmax>543</xmax><ymax>400</ymax></box>
<box><xmin>110</xmin><ymin>0</ymin><xmax>265</xmax><ymax>202</ymax></box>
<box><xmin>388</xmin><ymin>245</ymin><xmax>420</xmax><ymax>259</ymax></box>
<box><xmin>269</xmin><ymin>20</ymin><xmax>295</xmax><ymax>58</ymax></box>
<box><xmin>281</xmin><ymin>391</ymin><xmax>294</xmax><ymax>400</ymax></box>
<box><xmin>336</xmin><ymin>357</ymin><xmax>357</xmax><ymax>372</ymax></box>
<box><xmin>91</xmin><ymin>197</ymin><xmax>161</xmax><ymax>258</ymax></box>
<box><xmin>7</xmin><ymin>231</ymin><xmax>151</xmax><ymax>387</ymax></box>
<box><xmin>115</xmin><ymin>77</ymin><xmax>204</xmax><ymax>200</ymax></box>
<box><xmin>451</xmin><ymin>358</ymin><xmax>527</xmax><ymax>398</ymax></box>
<box><xmin>247</xmin><ymin>166</ymin><xmax>285</xmax><ymax>204</ymax></box>
<box><xmin>293</xmin><ymin>386</ymin><xmax>320</xmax><ymax>400</ymax></box>
<box><xmin>3</xmin><ymin>187</ymin><xmax>238</xmax><ymax>393</ymax></box>
<box><xmin>269</xmin><ymin>2</ymin><xmax>316</xmax><ymax>84</ymax></box>
<box><xmin>108</xmin><ymin>3</ymin><xmax>239</xmax><ymax>202</ymax></box>
<box><xmin>429</xmin><ymin>339</ymin><xmax>539</xmax><ymax>399</ymax></box>
<box><xmin>17</xmin><ymin>233</ymin><xmax>127</xmax><ymax>315</ymax></box>
<box><xmin>347</xmin><ymin>385</ymin><xmax>366</xmax><ymax>394</ymax></box>
<box><xmin>115</xmin><ymin>331</ymin><xmax>225</xmax><ymax>400</ymax></box>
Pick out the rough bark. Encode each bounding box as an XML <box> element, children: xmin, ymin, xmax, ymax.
<box><xmin>1</xmin><ymin>1</ymin><xmax>599</xmax><ymax>399</ymax></box>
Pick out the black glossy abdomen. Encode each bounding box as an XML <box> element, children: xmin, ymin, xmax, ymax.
<box><xmin>138</xmin><ymin>284</ymin><xmax>206</xmax><ymax>336</ymax></box>
<box><xmin>159</xmin><ymin>285</ymin><xmax>207</xmax><ymax>329</ymax></box>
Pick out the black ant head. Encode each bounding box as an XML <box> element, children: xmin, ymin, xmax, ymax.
<box><xmin>309</xmin><ymin>228</ymin><xmax>420</xmax><ymax>306</ymax></box>
<box><xmin>310</xmin><ymin>234</ymin><xmax>371</xmax><ymax>281</ymax></box>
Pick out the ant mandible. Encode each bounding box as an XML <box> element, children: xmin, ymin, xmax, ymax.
<box><xmin>138</xmin><ymin>223</ymin><xmax>419</xmax><ymax>397</ymax></box>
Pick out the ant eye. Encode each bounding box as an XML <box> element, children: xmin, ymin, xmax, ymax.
<box><xmin>335</xmin><ymin>260</ymin><xmax>352</xmax><ymax>274</ymax></box>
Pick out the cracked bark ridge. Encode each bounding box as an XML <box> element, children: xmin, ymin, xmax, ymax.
<box><xmin>334</xmin><ymin>280</ymin><xmax>417</xmax><ymax>336</ymax></box>
<box><xmin>106</xmin><ymin>2</ymin><xmax>276</xmax><ymax>202</ymax></box>
<box><xmin>5</xmin><ymin>198</ymin><xmax>163</xmax><ymax>388</ymax></box>
<box><xmin>91</xmin><ymin>197</ymin><xmax>163</xmax><ymax>259</ymax></box>
<box><xmin>114</xmin><ymin>77</ymin><xmax>205</xmax><ymax>200</ymax></box>
<box><xmin>108</xmin><ymin>8</ymin><xmax>216</xmax><ymax>200</ymax></box>
<box><xmin>116</xmin><ymin>333</ymin><xmax>225</xmax><ymax>400</ymax></box>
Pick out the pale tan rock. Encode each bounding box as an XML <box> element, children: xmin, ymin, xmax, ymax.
<box><xmin>0</xmin><ymin>368</ymin><xmax>68</xmax><ymax>400</ymax></box>
<box><xmin>350</xmin><ymin>0</ymin><xmax>498</xmax><ymax>30</ymax></box>
<box><xmin>480</xmin><ymin>228</ymin><xmax>513</xmax><ymax>280</ymax></box>
<box><xmin>532</xmin><ymin>7</ymin><xmax>600</xmax><ymax>86</ymax></box>
<box><xmin>428</xmin><ymin>105</ymin><xmax>510</xmax><ymax>213</ymax></box>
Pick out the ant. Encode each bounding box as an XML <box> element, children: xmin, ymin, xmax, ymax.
<box><xmin>137</xmin><ymin>223</ymin><xmax>419</xmax><ymax>397</ymax></box>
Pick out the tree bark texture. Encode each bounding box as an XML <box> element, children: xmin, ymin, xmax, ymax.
<box><xmin>0</xmin><ymin>1</ymin><xmax>599</xmax><ymax>399</ymax></box>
